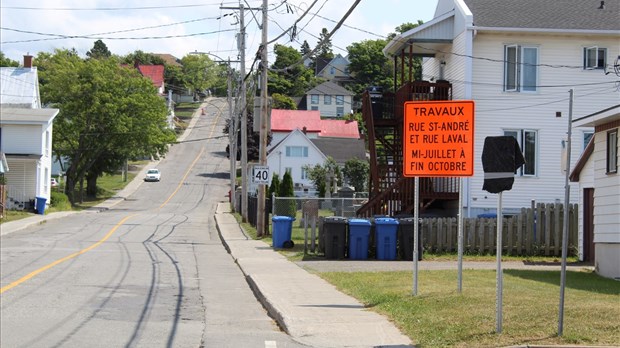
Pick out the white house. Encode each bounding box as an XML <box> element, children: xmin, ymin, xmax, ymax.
<box><xmin>570</xmin><ymin>105</ymin><xmax>619</xmax><ymax>279</ymax></box>
<box><xmin>383</xmin><ymin>0</ymin><xmax>620</xmax><ymax>217</ymax></box>
<box><xmin>267</xmin><ymin>128</ymin><xmax>328</xmax><ymax>191</ymax></box>
<box><xmin>303</xmin><ymin>81</ymin><xmax>354</xmax><ymax>118</ymax></box>
<box><xmin>1</xmin><ymin>57</ymin><xmax>59</xmax><ymax>210</ymax></box>
<box><xmin>315</xmin><ymin>54</ymin><xmax>353</xmax><ymax>85</ymax></box>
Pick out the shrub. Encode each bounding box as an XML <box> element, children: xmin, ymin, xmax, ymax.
<box><xmin>50</xmin><ymin>191</ymin><xmax>71</xmax><ymax>210</ymax></box>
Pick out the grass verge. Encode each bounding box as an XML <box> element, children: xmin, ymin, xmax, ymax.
<box><xmin>319</xmin><ymin>269</ymin><xmax>619</xmax><ymax>347</ymax></box>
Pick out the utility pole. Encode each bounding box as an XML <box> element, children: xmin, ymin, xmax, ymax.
<box><xmin>222</xmin><ymin>3</ymin><xmax>249</xmax><ymax>221</ymax></box>
<box><xmin>227</xmin><ymin>59</ymin><xmax>236</xmax><ymax>211</ymax></box>
<box><xmin>256</xmin><ymin>0</ymin><xmax>269</xmax><ymax>236</ymax></box>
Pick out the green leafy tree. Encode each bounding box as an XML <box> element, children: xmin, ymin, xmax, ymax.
<box><xmin>180</xmin><ymin>54</ymin><xmax>219</xmax><ymax>100</ymax></box>
<box><xmin>86</xmin><ymin>40</ymin><xmax>112</xmax><ymax>59</ymax></box>
<box><xmin>303</xmin><ymin>157</ymin><xmax>342</xmax><ymax>198</ymax></box>
<box><xmin>343</xmin><ymin>158</ymin><xmax>369</xmax><ymax>192</ymax></box>
<box><xmin>268</xmin><ymin>44</ymin><xmax>319</xmax><ymax>97</ymax></box>
<box><xmin>346</xmin><ymin>39</ymin><xmax>393</xmax><ymax>95</ymax></box>
<box><xmin>121</xmin><ymin>50</ymin><xmax>165</xmax><ymax>65</ymax></box>
<box><xmin>37</xmin><ymin>49</ymin><xmax>176</xmax><ymax>203</ymax></box>
<box><xmin>278</xmin><ymin>170</ymin><xmax>296</xmax><ymax>217</ymax></box>
<box><xmin>0</xmin><ymin>52</ymin><xmax>19</xmax><ymax>67</ymax></box>
<box><xmin>271</xmin><ymin>93</ymin><xmax>297</xmax><ymax>110</ymax></box>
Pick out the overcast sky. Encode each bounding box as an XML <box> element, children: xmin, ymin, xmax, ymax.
<box><xmin>0</xmin><ymin>0</ymin><xmax>438</xmax><ymax>69</ymax></box>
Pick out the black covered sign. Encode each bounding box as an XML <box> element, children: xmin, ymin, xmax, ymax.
<box><xmin>481</xmin><ymin>136</ymin><xmax>525</xmax><ymax>194</ymax></box>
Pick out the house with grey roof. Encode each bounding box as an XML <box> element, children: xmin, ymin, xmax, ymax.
<box><xmin>379</xmin><ymin>0</ymin><xmax>619</xmax><ymax>263</ymax></box>
<box><xmin>315</xmin><ymin>54</ymin><xmax>353</xmax><ymax>86</ymax></box>
<box><xmin>301</xmin><ymin>81</ymin><xmax>354</xmax><ymax>118</ymax></box>
<box><xmin>0</xmin><ymin>55</ymin><xmax>59</xmax><ymax>211</ymax></box>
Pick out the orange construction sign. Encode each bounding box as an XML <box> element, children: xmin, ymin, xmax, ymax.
<box><xmin>403</xmin><ymin>100</ymin><xmax>475</xmax><ymax>177</ymax></box>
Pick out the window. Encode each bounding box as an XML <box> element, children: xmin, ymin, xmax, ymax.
<box><xmin>324</xmin><ymin>95</ymin><xmax>332</xmax><ymax>105</ymax></box>
<box><xmin>45</xmin><ymin>130</ymin><xmax>50</xmax><ymax>156</ymax></box>
<box><xmin>504</xmin><ymin>45</ymin><xmax>538</xmax><ymax>92</ymax></box>
<box><xmin>285</xmin><ymin>146</ymin><xmax>308</xmax><ymax>158</ymax></box>
<box><xmin>607</xmin><ymin>130</ymin><xmax>618</xmax><ymax>174</ymax></box>
<box><xmin>583</xmin><ymin>131</ymin><xmax>594</xmax><ymax>150</ymax></box>
<box><xmin>310</xmin><ymin>94</ymin><xmax>319</xmax><ymax>104</ymax></box>
<box><xmin>336</xmin><ymin>95</ymin><xmax>344</xmax><ymax>105</ymax></box>
<box><xmin>330</xmin><ymin>67</ymin><xmax>336</xmax><ymax>75</ymax></box>
<box><xmin>301</xmin><ymin>167</ymin><xmax>308</xmax><ymax>180</ymax></box>
<box><xmin>311</xmin><ymin>106</ymin><xmax>319</xmax><ymax>111</ymax></box>
<box><xmin>336</xmin><ymin>107</ymin><xmax>344</xmax><ymax>116</ymax></box>
<box><xmin>504</xmin><ymin>129</ymin><xmax>538</xmax><ymax>176</ymax></box>
<box><xmin>584</xmin><ymin>46</ymin><xmax>607</xmax><ymax>70</ymax></box>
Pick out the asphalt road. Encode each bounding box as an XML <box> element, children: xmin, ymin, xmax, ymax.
<box><xmin>0</xmin><ymin>98</ymin><xmax>305</xmax><ymax>348</ymax></box>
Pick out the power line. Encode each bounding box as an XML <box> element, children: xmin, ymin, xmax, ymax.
<box><xmin>0</xmin><ymin>3</ymin><xmax>235</xmax><ymax>11</ymax></box>
<box><xmin>0</xmin><ymin>27</ymin><xmax>236</xmax><ymax>43</ymax></box>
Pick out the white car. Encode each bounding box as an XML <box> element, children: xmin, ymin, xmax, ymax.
<box><xmin>144</xmin><ymin>169</ymin><xmax>161</xmax><ymax>182</ymax></box>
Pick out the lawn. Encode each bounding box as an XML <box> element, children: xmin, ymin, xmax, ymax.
<box><xmin>319</xmin><ymin>269</ymin><xmax>619</xmax><ymax>347</ymax></box>
<box><xmin>233</xmin><ymin>209</ymin><xmax>617</xmax><ymax>347</ymax></box>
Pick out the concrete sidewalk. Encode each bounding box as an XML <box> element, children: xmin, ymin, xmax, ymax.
<box><xmin>214</xmin><ymin>203</ymin><xmax>413</xmax><ymax>348</ymax></box>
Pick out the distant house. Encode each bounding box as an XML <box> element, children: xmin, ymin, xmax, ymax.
<box><xmin>266</xmin><ymin>109</ymin><xmax>365</xmax><ymax>194</ymax></box>
<box><xmin>315</xmin><ymin>54</ymin><xmax>352</xmax><ymax>85</ymax></box>
<box><xmin>270</xmin><ymin>109</ymin><xmax>360</xmax><ymax>147</ymax></box>
<box><xmin>153</xmin><ymin>53</ymin><xmax>182</xmax><ymax>68</ymax></box>
<box><xmin>0</xmin><ymin>55</ymin><xmax>59</xmax><ymax>211</ymax></box>
<box><xmin>570</xmin><ymin>105</ymin><xmax>619</xmax><ymax>279</ymax></box>
<box><xmin>301</xmin><ymin>81</ymin><xmax>354</xmax><ymax>118</ymax></box>
<box><xmin>136</xmin><ymin>65</ymin><xmax>165</xmax><ymax>95</ymax></box>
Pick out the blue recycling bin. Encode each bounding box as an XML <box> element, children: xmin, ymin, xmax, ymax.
<box><xmin>35</xmin><ymin>196</ymin><xmax>47</xmax><ymax>215</ymax></box>
<box><xmin>272</xmin><ymin>216</ymin><xmax>295</xmax><ymax>248</ymax></box>
<box><xmin>348</xmin><ymin>218</ymin><xmax>371</xmax><ymax>260</ymax></box>
<box><xmin>374</xmin><ymin>217</ymin><xmax>399</xmax><ymax>260</ymax></box>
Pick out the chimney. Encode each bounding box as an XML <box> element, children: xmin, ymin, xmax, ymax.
<box><xmin>302</xmin><ymin>126</ymin><xmax>307</xmax><ymax>134</ymax></box>
<box><xmin>23</xmin><ymin>54</ymin><xmax>33</xmax><ymax>68</ymax></box>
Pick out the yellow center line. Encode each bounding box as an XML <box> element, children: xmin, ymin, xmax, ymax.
<box><xmin>158</xmin><ymin>105</ymin><xmax>221</xmax><ymax>209</ymax></box>
<box><xmin>0</xmin><ymin>214</ymin><xmax>136</xmax><ymax>295</ymax></box>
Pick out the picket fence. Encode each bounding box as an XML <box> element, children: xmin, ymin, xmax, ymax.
<box><xmin>419</xmin><ymin>203</ymin><xmax>579</xmax><ymax>256</ymax></box>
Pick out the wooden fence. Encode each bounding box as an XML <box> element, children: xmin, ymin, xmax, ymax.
<box><xmin>419</xmin><ymin>203</ymin><xmax>579</xmax><ymax>256</ymax></box>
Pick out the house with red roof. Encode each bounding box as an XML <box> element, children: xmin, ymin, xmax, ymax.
<box><xmin>265</xmin><ymin>109</ymin><xmax>366</xmax><ymax>194</ymax></box>
<box><xmin>136</xmin><ymin>65</ymin><xmax>165</xmax><ymax>95</ymax></box>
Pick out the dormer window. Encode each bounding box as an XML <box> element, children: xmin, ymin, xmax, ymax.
<box><xmin>584</xmin><ymin>46</ymin><xmax>606</xmax><ymax>70</ymax></box>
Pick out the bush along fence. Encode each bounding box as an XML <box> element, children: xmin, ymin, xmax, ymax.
<box><xmin>266</xmin><ymin>197</ymin><xmax>579</xmax><ymax>257</ymax></box>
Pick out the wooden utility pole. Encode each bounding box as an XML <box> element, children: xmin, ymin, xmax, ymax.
<box><xmin>256</xmin><ymin>0</ymin><xmax>269</xmax><ymax>236</ymax></box>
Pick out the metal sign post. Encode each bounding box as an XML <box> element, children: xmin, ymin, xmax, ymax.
<box><xmin>496</xmin><ymin>191</ymin><xmax>503</xmax><ymax>333</ymax></box>
<box><xmin>413</xmin><ymin>176</ymin><xmax>419</xmax><ymax>296</ymax></box>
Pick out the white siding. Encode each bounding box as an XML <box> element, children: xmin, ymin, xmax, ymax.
<box><xmin>266</xmin><ymin>130</ymin><xmax>327</xmax><ymax>188</ymax></box>
<box><xmin>2</xmin><ymin>124</ymin><xmax>43</xmax><ymax>154</ymax></box>
<box><xmin>593</xmin><ymin>131</ymin><xmax>620</xmax><ymax>243</ymax></box>
<box><xmin>465</xmin><ymin>32</ymin><xmax>619</xmax><ymax>215</ymax></box>
<box><xmin>576</xmin><ymin>155</ymin><xmax>594</xmax><ymax>261</ymax></box>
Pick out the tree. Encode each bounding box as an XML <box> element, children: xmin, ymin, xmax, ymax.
<box><xmin>0</xmin><ymin>52</ymin><xmax>19</xmax><ymax>67</ymax></box>
<box><xmin>86</xmin><ymin>40</ymin><xmax>111</xmax><ymax>59</ymax></box>
<box><xmin>38</xmin><ymin>49</ymin><xmax>176</xmax><ymax>204</ymax></box>
<box><xmin>269</xmin><ymin>173</ymin><xmax>280</xmax><ymax>198</ymax></box>
<box><xmin>343</xmin><ymin>158</ymin><xmax>369</xmax><ymax>192</ymax></box>
<box><xmin>278</xmin><ymin>170</ymin><xmax>296</xmax><ymax>217</ymax></box>
<box><xmin>316</xmin><ymin>28</ymin><xmax>334</xmax><ymax>60</ymax></box>
<box><xmin>271</xmin><ymin>93</ymin><xmax>297</xmax><ymax>110</ymax></box>
<box><xmin>121</xmin><ymin>50</ymin><xmax>165</xmax><ymax>65</ymax></box>
<box><xmin>268</xmin><ymin>44</ymin><xmax>319</xmax><ymax>97</ymax></box>
<box><xmin>346</xmin><ymin>39</ymin><xmax>393</xmax><ymax>95</ymax></box>
<box><xmin>303</xmin><ymin>157</ymin><xmax>342</xmax><ymax>198</ymax></box>
<box><xmin>299</xmin><ymin>40</ymin><xmax>312</xmax><ymax>58</ymax></box>
<box><xmin>180</xmin><ymin>54</ymin><xmax>218</xmax><ymax>100</ymax></box>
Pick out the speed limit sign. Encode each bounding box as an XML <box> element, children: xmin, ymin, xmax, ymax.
<box><xmin>252</xmin><ymin>165</ymin><xmax>269</xmax><ymax>184</ymax></box>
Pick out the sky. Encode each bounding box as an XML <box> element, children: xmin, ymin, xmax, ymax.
<box><xmin>0</xmin><ymin>0</ymin><xmax>438</xmax><ymax>69</ymax></box>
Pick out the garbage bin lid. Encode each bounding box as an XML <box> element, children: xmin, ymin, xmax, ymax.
<box><xmin>374</xmin><ymin>217</ymin><xmax>399</xmax><ymax>225</ymax></box>
<box><xmin>324</xmin><ymin>216</ymin><xmax>348</xmax><ymax>223</ymax></box>
<box><xmin>272</xmin><ymin>216</ymin><xmax>295</xmax><ymax>221</ymax></box>
<box><xmin>348</xmin><ymin>218</ymin><xmax>371</xmax><ymax>226</ymax></box>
